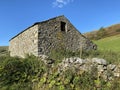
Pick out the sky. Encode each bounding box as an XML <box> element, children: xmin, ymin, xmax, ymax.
<box><xmin>0</xmin><ymin>0</ymin><xmax>120</xmax><ymax>46</ymax></box>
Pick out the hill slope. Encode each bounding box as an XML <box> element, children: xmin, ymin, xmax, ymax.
<box><xmin>0</xmin><ymin>46</ymin><xmax>8</xmax><ymax>56</ymax></box>
<box><xmin>94</xmin><ymin>34</ymin><xmax>120</xmax><ymax>52</ymax></box>
<box><xmin>84</xmin><ymin>24</ymin><xmax>120</xmax><ymax>39</ymax></box>
<box><xmin>84</xmin><ymin>23</ymin><xmax>120</xmax><ymax>52</ymax></box>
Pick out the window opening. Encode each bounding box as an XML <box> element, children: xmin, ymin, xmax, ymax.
<box><xmin>61</xmin><ymin>22</ymin><xmax>66</xmax><ymax>32</ymax></box>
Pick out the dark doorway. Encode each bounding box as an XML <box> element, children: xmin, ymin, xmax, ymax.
<box><xmin>61</xmin><ymin>22</ymin><xmax>66</xmax><ymax>32</ymax></box>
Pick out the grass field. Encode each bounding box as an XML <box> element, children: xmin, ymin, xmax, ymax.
<box><xmin>94</xmin><ymin>34</ymin><xmax>120</xmax><ymax>52</ymax></box>
<box><xmin>0</xmin><ymin>46</ymin><xmax>8</xmax><ymax>56</ymax></box>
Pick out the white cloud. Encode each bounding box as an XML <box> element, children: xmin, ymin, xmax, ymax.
<box><xmin>53</xmin><ymin>0</ymin><xmax>74</xmax><ymax>8</ymax></box>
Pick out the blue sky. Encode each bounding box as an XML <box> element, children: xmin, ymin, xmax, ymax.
<box><xmin>0</xmin><ymin>0</ymin><xmax>120</xmax><ymax>46</ymax></box>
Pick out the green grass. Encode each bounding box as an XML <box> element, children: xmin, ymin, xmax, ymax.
<box><xmin>94</xmin><ymin>34</ymin><xmax>120</xmax><ymax>52</ymax></box>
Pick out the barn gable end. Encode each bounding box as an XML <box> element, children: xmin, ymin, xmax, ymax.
<box><xmin>9</xmin><ymin>15</ymin><xmax>96</xmax><ymax>57</ymax></box>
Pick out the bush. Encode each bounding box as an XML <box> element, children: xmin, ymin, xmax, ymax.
<box><xmin>90</xmin><ymin>27</ymin><xmax>107</xmax><ymax>40</ymax></box>
<box><xmin>0</xmin><ymin>55</ymin><xmax>48</xmax><ymax>89</ymax></box>
<box><xmin>0</xmin><ymin>50</ymin><xmax>120</xmax><ymax>90</ymax></box>
<box><xmin>49</xmin><ymin>49</ymin><xmax>80</xmax><ymax>65</ymax></box>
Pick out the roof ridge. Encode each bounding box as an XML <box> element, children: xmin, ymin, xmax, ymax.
<box><xmin>34</xmin><ymin>15</ymin><xmax>65</xmax><ymax>25</ymax></box>
<box><xmin>9</xmin><ymin>15</ymin><xmax>66</xmax><ymax>41</ymax></box>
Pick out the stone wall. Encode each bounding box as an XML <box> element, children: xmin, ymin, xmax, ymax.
<box><xmin>58</xmin><ymin>57</ymin><xmax>120</xmax><ymax>81</ymax></box>
<box><xmin>38</xmin><ymin>16</ymin><xmax>96</xmax><ymax>55</ymax></box>
<box><xmin>9</xmin><ymin>25</ymin><xmax>38</xmax><ymax>57</ymax></box>
<box><xmin>36</xmin><ymin>55</ymin><xmax>120</xmax><ymax>81</ymax></box>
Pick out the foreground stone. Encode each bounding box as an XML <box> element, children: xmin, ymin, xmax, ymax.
<box><xmin>58</xmin><ymin>57</ymin><xmax>120</xmax><ymax>81</ymax></box>
<box><xmin>39</xmin><ymin>55</ymin><xmax>120</xmax><ymax>81</ymax></box>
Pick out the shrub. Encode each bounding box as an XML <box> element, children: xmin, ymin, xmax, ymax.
<box><xmin>0</xmin><ymin>49</ymin><xmax>120</xmax><ymax>90</ymax></box>
<box><xmin>49</xmin><ymin>49</ymin><xmax>80</xmax><ymax>65</ymax></box>
<box><xmin>0</xmin><ymin>55</ymin><xmax>47</xmax><ymax>89</ymax></box>
<box><xmin>93</xmin><ymin>27</ymin><xmax>107</xmax><ymax>40</ymax></box>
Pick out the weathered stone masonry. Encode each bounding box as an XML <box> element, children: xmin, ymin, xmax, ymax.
<box><xmin>9</xmin><ymin>25</ymin><xmax>38</xmax><ymax>57</ymax></box>
<box><xmin>9</xmin><ymin>15</ymin><xmax>96</xmax><ymax>57</ymax></box>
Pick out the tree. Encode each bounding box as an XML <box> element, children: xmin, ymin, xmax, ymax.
<box><xmin>96</xmin><ymin>27</ymin><xmax>106</xmax><ymax>40</ymax></box>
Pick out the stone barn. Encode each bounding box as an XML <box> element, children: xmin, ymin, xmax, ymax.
<box><xmin>9</xmin><ymin>15</ymin><xmax>96</xmax><ymax>57</ymax></box>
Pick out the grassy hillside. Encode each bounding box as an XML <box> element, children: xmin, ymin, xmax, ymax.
<box><xmin>94</xmin><ymin>34</ymin><xmax>120</xmax><ymax>52</ymax></box>
<box><xmin>0</xmin><ymin>46</ymin><xmax>8</xmax><ymax>56</ymax></box>
<box><xmin>105</xmin><ymin>24</ymin><xmax>120</xmax><ymax>36</ymax></box>
<box><xmin>84</xmin><ymin>24</ymin><xmax>120</xmax><ymax>60</ymax></box>
<box><xmin>0</xmin><ymin>46</ymin><xmax>8</xmax><ymax>50</ymax></box>
<box><xmin>84</xmin><ymin>23</ymin><xmax>120</xmax><ymax>40</ymax></box>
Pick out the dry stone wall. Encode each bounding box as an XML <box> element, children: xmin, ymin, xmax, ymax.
<box><xmin>36</xmin><ymin>55</ymin><xmax>120</xmax><ymax>81</ymax></box>
<box><xmin>58</xmin><ymin>57</ymin><xmax>120</xmax><ymax>81</ymax></box>
<box><xmin>9</xmin><ymin>25</ymin><xmax>38</xmax><ymax>57</ymax></box>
